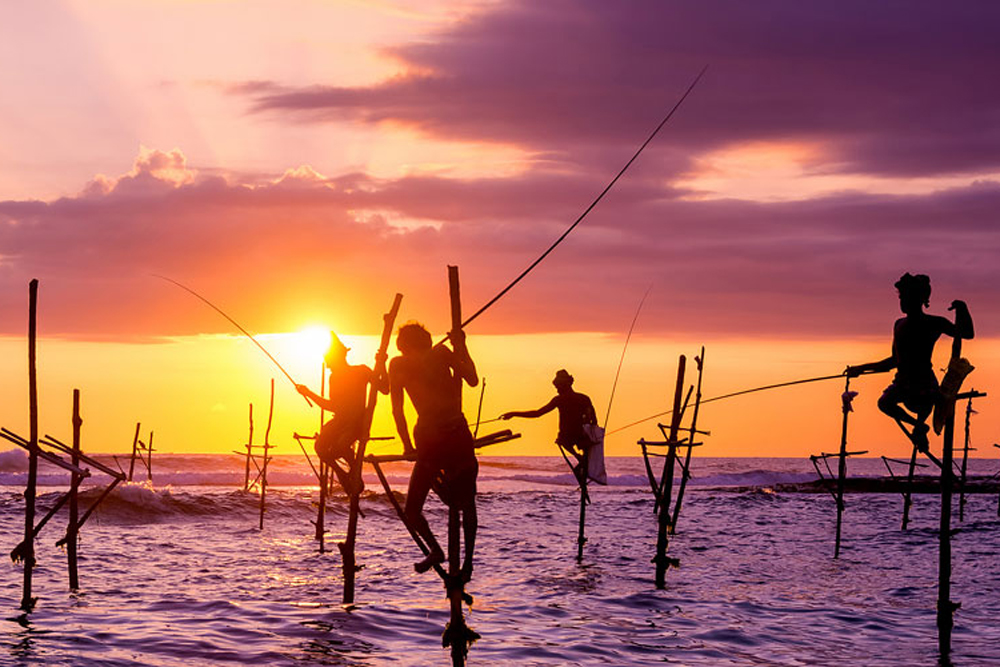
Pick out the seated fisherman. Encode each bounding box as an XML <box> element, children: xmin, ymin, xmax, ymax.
<box><xmin>847</xmin><ymin>273</ymin><xmax>973</xmax><ymax>451</ymax></box>
<box><xmin>389</xmin><ymin>322</ymin><xmax>479</xmax><ymax>581</ymax></box>
<box><xmin>500</xmin><ymin>369</ymin><xmax>598</xmax><ymax>479</ymax></box>
<box><xmin>296</xmin><ymin>333</ymin><xmax>388</xmax><ymax>495</ymax></box>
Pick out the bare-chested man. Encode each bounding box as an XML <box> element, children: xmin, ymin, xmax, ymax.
<box><xmin>389</xmin><ymin>322</ymin><xmax>478</xmax><ymax>579</ymax></box>
<box><xmin>296</xmin><ymin>333</ymin><xmax>387</xmax><ymax>495</ymax></box>
<box><xmin>847</xmin><ymin>273</ymin><xmax>974</xmax><ymax>450</ymax></box>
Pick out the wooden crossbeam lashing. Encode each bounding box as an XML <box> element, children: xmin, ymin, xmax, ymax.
<box><xmin>3</xmin><ymin>281</ymin><xmax>127</xmax><ymax>610</ymax></box>
<box><xmin>638</xmin><ymin>349</ymin><xmax>709</xmax><ymax>589</ymax></box>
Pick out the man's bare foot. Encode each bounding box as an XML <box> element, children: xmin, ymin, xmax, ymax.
<box><xmin>414</xmin><ymin>549</ymin><xmax>444</xmax><ymax>574</ymax></box>
<box><xmin>911</xmin><ymin>422</ymin><xmax>930</xmax><ymax>452</ymax></box>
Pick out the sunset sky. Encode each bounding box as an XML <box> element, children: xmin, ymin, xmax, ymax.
<box><xmin>1</xmin><ymin>1</ymin><xmax>997</xmax><ymax>459</ymax></box>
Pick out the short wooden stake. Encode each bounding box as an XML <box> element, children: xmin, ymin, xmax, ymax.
<box><xmin>244</xmin><ymin>404</ymin><xmax>253</xmax><ymax>491</ymax></box>
<box><xmin>259</xmin><ymin>379</ymin><xmax>274</xmax><ymax>530</ymax></box>
<box><xmin>128</xmin><ymin>422</ymin><xmax>141</xmax><ymax>482</ymax></box>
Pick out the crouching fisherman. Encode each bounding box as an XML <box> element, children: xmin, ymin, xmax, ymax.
<box><xmin>846</xmin><ymin>272</ymin><xmax>974</xmax><ymax>451</ymax></box>
<box><xmin>390</xmin><ymin>322</ymin><xmax>479</xmax><ymax>581</ymax></box>
<box><xmin>296</xmin><ymin>333</ymin><xmax>388</xmax><ymax>495</ymax></box>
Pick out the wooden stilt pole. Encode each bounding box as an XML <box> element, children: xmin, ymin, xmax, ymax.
<box><xmin>443</xmin><ymin>265</ymin><xmax>474</xmax><ymax>662</ymax></box>
<box><xmin>316</xmin><ymin>363</ymin><xmax>327</xmax><ymax>550</ymax></box>
<box><xmin>260</xmin><ymin>379</ymin><xmax>274</xmax><ymax>530</ymax></box>
<box><xmin>576</xmin><ymin>446</ymin><xmax>588</xmax><ymax>562</ymax></box>
<box><xmin>68</xmin><ymin>389</ymin><xmax>82</xmax><ymax>590</ymax></box>
<box><xmin>128</xmin><ymin>422</ymin><xmax>140</xmax><ymax>482</ymax></box>
<box><xmin>956</xmin><ymin>391</ymin><xmax>984</xmax><ymax>522</ymax></box>
<box><xmin>937</xmin><ymin>337</ymin><xmax>964</xmax><ymax>660</ymax></box>
<box><xmin>341</xmin><ymin>292</ymin><xmax>403</xmax><ymax>604</ymax></box>
<box><xmin>654</xmin><ymin>356</ymin><xmax>685</xmax><ymax>589</ymax></box>
<box><xmin>21</xmin><ymin>279</ymin><xmax>39</xmax><ymax>613</ymax></box>
<box><xmin>671</xmin><ymin>347</ymin><xmax>705</xmax><ymax>534</ymax></box>
<box><xmin>834</xmin><ymin>376</ymin><xmax>853</xmax><ymax>559</ymax></box>
<box><xmin>901</xmin><ymin>443</ymin><xmax>918</xmax><ymax>530</ymax></box>
<box><xmin>146</xmin><ymin>431</ymin><xmax>154</xmax><ymax>482</ymax></box>
<box><xmin>244</xmin><ymin>404</ymin><xmax>253</xmax><ymax>491</ymax></box>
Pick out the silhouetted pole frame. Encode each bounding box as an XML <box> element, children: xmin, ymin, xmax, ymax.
<box><xmin>671</xmin><ymin>348</ymin><xmax>705</xmax><ymax>534</ymax></box>
<box><xmin>128</xmin><ymin>422</ymin><xmax>141</xmax><ymax>481</ymax></box>
<box><xmin>22</xmin><ymin>279</ymin><xmax>39</xmax><ymax>612</ymax></box>
<box><xmin>654</xmin><ymin>355</ymin><xmax>685</xmax><ymax>589</ymax></box>
<box><xmin>342</xmin><ymin>292</ymin><xmax>403</xmax><ymax>605</ymax></box>
<box><xmin>833</xmin><ymin>377</ymin><xmax>853</xmax><ymax>559</ymax></box>
<box><xmin>575</xmin><ymin>449</ymin><xmax>588</xmax><ymax>563</ymax></box>
<box><xmin>259</xmin><ymin>379</ymin><xmax>274</xmax><ymax>530</ymax></box>
<box><xmin>68</xmin><ymin>389</ymin><xmax>82</xmax><ymax>590</ymax></box>
<box><xmin>245</xmin><ymin>405</ymin><xmax>253</xmax><ymax>490</ymax></box>
<box><xmin>957</xmin><ymin>390</ymin><xmax>986</xmax><ymax>523</ymax></box>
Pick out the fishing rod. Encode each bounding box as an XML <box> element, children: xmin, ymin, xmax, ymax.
<box><xmin>457</xmin><ymin>66</ymin><xmax>707</xmax><ymax>333</ymax></box>
<box><xmin>603</xmin><ymin>285</ymin><xmax>653</xmax><ymax>430</ymax></box>
<box><xmin>153</xmin><ymin>274</ymin><xmax>311</xmax><ymax>406</ymax></box>
<box><xmin>607</xmin><ymin>371</ymin><xmax>869</xmax><ymax>436</ymax></box>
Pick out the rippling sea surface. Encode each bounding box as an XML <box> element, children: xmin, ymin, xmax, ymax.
<box><xmin>1</xmin><ymin>453</ymin><xmax>999</xmax><ymax>666</ymax></box>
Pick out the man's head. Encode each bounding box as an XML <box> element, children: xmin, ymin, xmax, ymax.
<box><xmin>397</xmin><ymin>322</ymin><xmax>432</xmax><ymax>355</ymax></box>
<box><xmin>324</xmin><ymin>333</ymin><xmax>350</xmax><ymax>367</ymax></box>
<box><xmin>895</xmin><ymin>273</ymin><xmax>931</xmax><ymax>314</ymax></box>
<box><xmin>552</xmin><ymin>369</ymin><xmax>574</xmax><ymax>393</ymax></box>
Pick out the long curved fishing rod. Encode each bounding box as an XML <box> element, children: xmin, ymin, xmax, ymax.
<box><xmin>458</xmin><ymin>66</ymin><xmax>707</xmax><ymax>332</ymax></box>
<box><xmin>607</xmin><ymin>371</ymin><xmax>853</xmax><ymax>436</ymax></box>
<box><xmin>153</xmin><ymin>274</ymin><xmax>311</xmax><ymax>405</ymax></box>
<box><xmin>603</xmin><ymin>285</ymin><xmax>653</xmax><ymax>430</ymax></box>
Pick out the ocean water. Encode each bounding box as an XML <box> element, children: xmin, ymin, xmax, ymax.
<box><xmin>1</xmin><ymin>452</ymin><xmax>999</xmax><ymax>666</ymax></box>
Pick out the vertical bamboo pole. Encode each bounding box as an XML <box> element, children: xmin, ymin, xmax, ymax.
<box><xmin>244</xmin><ymin>404</ymin><xmax>253</xmax><ymax>491</ymax></box>
<box><xmin>447</xmin><ymin>265</ymin><xmax>468</xmax><ymax>666</ymax></box>
<box><xmin>834</xmin><ymin>376</ymin><xmax>852</xmax><ymax>559</ymax></box>
<box><xmin>958</xmin><ymin>393</ymin><xmax>977</xmax><ymax>523</ymax></box>
<box><xmin>260</xmin><ymin>379</ymin><xmax>274</xmax><ymax>530</ymax></box>
<box><xmin>21</xmin><ymin>279</ymin><xmax>39</xmax><ymax>612</ymax></box>
<box><xmin>316</xmin><ymin>363</ymin><xmax>327</xmax><ymax>550</ymax></box>
<box><xmin>655</xmin><ymin>355</ymin><xmax>685</xmax><ymax>589</ymax></box>
<box><xmin>671</xmin><ymin>347</ymin><xmax>705</xmax><ymax>533</ymax></box>
<box><xmin>576</xmin><ymin>447</ymin><xmax>589</xmax><ymax>562</ymax></box>
<box><xmin>147</xmin><ymin>431</ymin><xmax>154</xmax><ymax>482</ymax></box>
<box><xmin>938</xmin><ymin>338</ymin><xmax>961</xmax><ymax>660</ymax></box>
<box><xmin>129</xmin><ymin>422</ymin><xmax>140</xmax><ymax>482</ymax></box>
<box><xmin>68</xmin><ymin>389</ymin><xmax>82</xmax><ymax>590</ymax></box>
<box><xmin>342</xmin><ymin>292</ymin><xmax>403</xmax><ymax>604</ymax></box>
<box><xmin>901</xmin><ymin>443</ymin><xmax>918</xmax><ymax>530</ymax></box>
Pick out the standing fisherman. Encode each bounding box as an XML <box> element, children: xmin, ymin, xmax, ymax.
<box><xmin>296</xmin><ymin>333</ymin><xmax>388</xmax><ymax>495</ymax></box>
<box><xmin>847</xmin><ymin>273</ymin><xmax>974</xmax><ymax>450</ymax></box>
<box><xmin>390</xmin><ymin>322</ymin><xmax>480</xmax><ymax>580</ymax></box>
<box><xmin>501</xmin><ymin>369</ymin><xmax>599</xmax><ymax>485</ymax></box>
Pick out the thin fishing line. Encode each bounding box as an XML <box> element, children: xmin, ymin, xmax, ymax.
<box><xmin>603</xmin><ymin>284</ymin><xmax>653</xmax><ymax>430</ymax></box>
<box><xmin>607</xmin><ymin>372</ymin><xmax>848</xmax><ymax>435</ymax></box>
<box><xmin>153</xmin><ymin>274</ymin><xmax>309</xmax><ymax>403</ymax></box>
<box><xmin>458</xmin><ymin>66</ymin><xmax>707</xmax><ymax>332</ymax></box>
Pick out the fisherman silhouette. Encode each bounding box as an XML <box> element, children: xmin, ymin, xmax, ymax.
<box><xmin>389</xmin><ymin>322</ymin><xmax>479</xmax><ymax>580</ymax></box>
<box><xmin>296</xmin><ymin>333</ymin><xmax>387</xmax><ymax>495</ymax></box>
<box><xmin>846</xmin><ymin>273</ymin><xmax>974</xmax><ymax>452</ymax></box>
<box><xmin>501</xmin><ymin>369</ymin><xmax>599</xmax><ymax>483</ymax></box>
